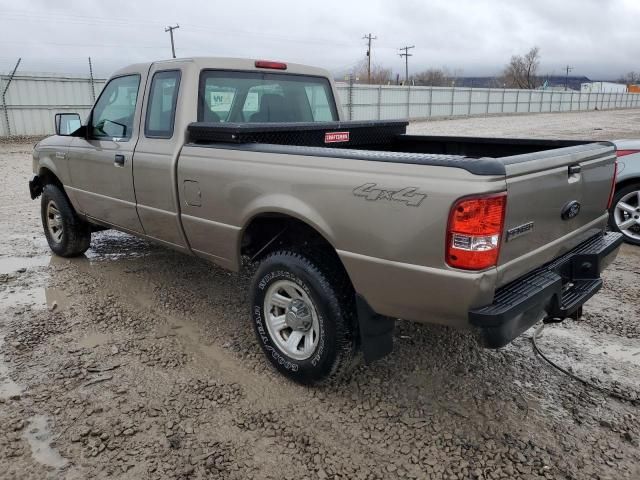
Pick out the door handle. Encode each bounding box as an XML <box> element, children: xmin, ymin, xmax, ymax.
<box><xmin>114</xmin><ymin>154</ymin><xmax>125</xmax><ymax>166</ymax></box>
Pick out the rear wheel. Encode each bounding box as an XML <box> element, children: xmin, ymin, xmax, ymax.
<box><xmin>41</xmin><ymin>184</ymin><xmax>91</xmax><ymax>257</ymax></box>
<box><xmin>250</xmin><ymin>250</ymin><xmax>359</xmax><ymax>385</ymax></box>
<box><xmin>609</xmin><ymin>183</ymin><xmax>640</xmax><ymax>246</ymax></box>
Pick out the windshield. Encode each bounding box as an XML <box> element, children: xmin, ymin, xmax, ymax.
<box><xmin>198</xmin><ymin>70</ymin><xmax>338</xmax><ymax>123</ymax></box>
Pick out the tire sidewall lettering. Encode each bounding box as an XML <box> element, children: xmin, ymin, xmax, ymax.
<box><xmin>254</xmin><ymin>268</ymin><xmax>328</xmax><ymax>373</ymax></box>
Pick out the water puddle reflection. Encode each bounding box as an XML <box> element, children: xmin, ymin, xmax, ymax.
<box><xmin>23</xmin><ymin>415</ymin><xmax>68</xmax><ymax>469</ymax></box>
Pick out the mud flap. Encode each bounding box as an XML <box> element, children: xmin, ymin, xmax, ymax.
<box><xmin>29</xmin><ymin>175</ymin><xmax>43</xmax><ymax>199</ymax></box>
<box><xmin>355</xmin><ymin>294</ymin><xmax>395</xmax><ymax>364</ymax></box>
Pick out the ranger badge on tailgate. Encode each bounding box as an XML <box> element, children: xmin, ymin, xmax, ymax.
<box><xmin>506</xmin><ymin>221</ymin><xmax>534</xmax><ymax>242</ymax></box>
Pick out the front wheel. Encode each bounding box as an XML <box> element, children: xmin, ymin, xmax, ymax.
<box><xmin>609</xmin><ymin>182</ymin><xmax>640</xmax><ymax>246</ymax></box>
<box><xmin>250</xmin><ymin>250</ymin><xmax>359</xmax><ymax>385</ymax></box>
<box><xmin>41</xmin><ymin>184</ymin><xmax>91</xmax><ymax>257</ymax></box>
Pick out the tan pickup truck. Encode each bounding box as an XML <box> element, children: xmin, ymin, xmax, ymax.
<box><xmin>29</xmin><ymin>57</ymin><xmax>622</xmax><ymax>384</ymax></box>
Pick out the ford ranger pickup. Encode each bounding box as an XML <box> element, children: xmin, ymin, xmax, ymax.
<box><xmin>29</xmin><ymin>57</ymin><xmax>623</xmax><ymax>384</ymax></box>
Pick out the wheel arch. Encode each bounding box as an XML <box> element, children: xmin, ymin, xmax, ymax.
<box><xmin>37</xmin><ymin>166</ymin><xmax>86</xmax><ymax>220</ymax></box>
<box><xmin>239</xmin><ymin>211</ymin><xmax>354</xmax><ymax>287</ymax></box>
<box><xmin>38</xmin><ymin>166</ymin><xmax>64</xmax><ymax>189</ymax></box>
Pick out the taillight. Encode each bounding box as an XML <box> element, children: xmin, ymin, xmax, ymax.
<box><xmin>616</xmin><ymin>149</ymin><xmax>639</xmax><ymax>157</ymax></box>
<box><xmin>607</xmin><ymin>161</ymin><xmax>618</xmax><ymax>209</ymax></box>
<box><xmin>446</xmin><ymin>193</ymin><xmax>507</xmax><ymax>270</ymax></box>
<box><xmin>254</xmin><ymin>60</ymin><xmax>287</xmax><ymax>70</ymax></box>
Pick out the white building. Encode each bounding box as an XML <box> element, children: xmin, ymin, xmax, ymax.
<box><xmin>580</xmin><ymin>81</ymin><xmax>627</xmax><ymax>93</ymax></box>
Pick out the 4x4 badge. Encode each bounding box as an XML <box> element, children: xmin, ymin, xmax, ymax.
<box><xmin>353</xmin><ymin>183</ymin><xmax>427</xmax><ymax>207</ymax></box>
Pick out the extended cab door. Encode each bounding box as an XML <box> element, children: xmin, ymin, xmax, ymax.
<box><xmin>67</xmin><ymin>72</ymin><xmax>146</xmax><ymax>233</ymax></box>
<box><xmin>131</xmin><ymin>64</ymin><xmax>191</xmax><ymax>250</ymax></box>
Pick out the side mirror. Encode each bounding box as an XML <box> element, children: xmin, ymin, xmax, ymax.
<box><xmin>55</xmin><ymin>113</ymin><xmax>82</xmax><ymax>136</ymax></box>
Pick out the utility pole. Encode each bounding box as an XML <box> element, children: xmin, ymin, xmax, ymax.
<box><xmin>564</xmin><ymin>65</ymin><xmax>573</xmax><ymax>91</ymax></box>
<box><xmin>165</xmin><ymin>24</ymin><xmax>180</xmax><ymax>59</ymax></box>
<box><xmin>399</xmin><ymin>45</ymin><xmax>415</xmax><ymax>85</ymax></box>
<box><xmin>362</xmin><ymin>33</ymin><xmax>377</xmax><ymax>83</ymax></box>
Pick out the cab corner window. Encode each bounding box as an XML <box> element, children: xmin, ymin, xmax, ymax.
<box><xmin>145</xmin><ymin>70</ymin><xmax>181</xmax><ymax>138</ymax></box>
<box><xmin>91</xmin><ymin>74</ymin><xmax>140</xmax><ymax>140</ymax></box>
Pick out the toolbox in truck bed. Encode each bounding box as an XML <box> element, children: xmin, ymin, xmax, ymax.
<box><xmin>187</xmin><ymin>120</ymin><xmax>409</xmax><ymax>146</ymax></box>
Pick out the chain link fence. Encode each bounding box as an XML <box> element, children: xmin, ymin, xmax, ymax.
<box><xmin>0</xmin><ymin>72</ymin><xmax>106</xmax><ymax>137</ymax></box>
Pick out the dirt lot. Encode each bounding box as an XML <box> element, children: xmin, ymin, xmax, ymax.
<box><xmin>408</xmin><ymin>108</ymin><xmax>640</xmax><ymax>139</ymax></box>
<box><xmin>1</xmin><ymin>110</ymin><xmax>640</xmax><ymax>480</ymax></box>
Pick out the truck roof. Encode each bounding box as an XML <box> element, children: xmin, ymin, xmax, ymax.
<box><xmin>111</xmin><ymin>57</ymin><xmax>332</xmax><ymax>79</ymax></box>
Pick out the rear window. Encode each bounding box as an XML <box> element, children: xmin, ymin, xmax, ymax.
<box><xmin>198</xmin><ymin>70</ymin><xmax>338</xmax><ymax>123</ymax></box>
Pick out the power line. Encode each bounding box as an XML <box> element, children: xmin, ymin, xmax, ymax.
<box><xmin>165</xmin><ymin>24</ymin><xmax>180</xmax><ymax>59</ymax></box>
<box><xmin>399</xmin><ymin>45</ymin><xmax>415</xmax><ymax>84</ymax></box>
<box><xmin>362</xmin><ymin>33</ymin><xmax>377</xmax><ymax>84</ymax></box>
<box><xmin>2</xmin><ymin>40</ymin><xmax>167</xmax><ymax>50</ymax></box>
<box><xmin>0</xmin><ymin>10</ymin><xmax>366</xmax><ymax>50</ymax></box>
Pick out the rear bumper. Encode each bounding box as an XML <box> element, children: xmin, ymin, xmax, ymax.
<box><xmin>470</xmin><ymin>231</ymin><xmax>623</xmax><ymax>348</ymax></box>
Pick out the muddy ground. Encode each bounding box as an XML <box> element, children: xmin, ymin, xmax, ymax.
<box><xmin>1</xmin><ymin>111</ymin><xmax>639</xmax><ymax>480</ymax></box>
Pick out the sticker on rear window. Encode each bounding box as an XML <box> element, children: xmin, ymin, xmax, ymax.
<box><xmin>324</xmin><ymin>131</ymin><xmax>349</xmax><ymax>143</ymax></box>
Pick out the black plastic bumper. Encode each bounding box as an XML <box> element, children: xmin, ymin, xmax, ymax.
<box><xmin>470</xmin><ymin>232</ymin><xmax>623</xmax><ymax>348</ymax></box>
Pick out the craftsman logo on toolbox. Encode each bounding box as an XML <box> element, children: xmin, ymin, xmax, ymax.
<box><xmin>324</xmin><ymin>131</ymin><xmax>350</xmax><ymax>143</ymax></box>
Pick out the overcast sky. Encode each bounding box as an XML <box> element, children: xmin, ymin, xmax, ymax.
<box><xmin>1</xmin><ymin>0</ymin><xmax>639</xmax><ymax>80</ymax></box>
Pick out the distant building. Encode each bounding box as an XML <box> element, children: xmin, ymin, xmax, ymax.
<box><xmin>452</xmin><ymin>76</ymin><xmax>591</xmax><ymax>90</ymax></box>
<box><xmin>580</xmin><ymin>81</ymin><xmax>627</xmax><ymax>93</ymax></box>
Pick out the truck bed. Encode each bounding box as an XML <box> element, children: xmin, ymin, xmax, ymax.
<box><xmin>186</xmin><ymin>120</ymin><xmax>601</xmax><ymax>176</ymax></box>
<box><xmin>183</xmin><ymin>118</ymin><xmax>616</xmax><ymax>289</ymax></box>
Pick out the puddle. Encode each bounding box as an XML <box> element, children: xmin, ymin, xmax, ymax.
<box><xmin>0</xmin><ymin>286</ymin><xmax>46</xmax><ymax>310</ymax></box>
<box><xmin>0</xmin><ymin>269</ymin><xmax>65</xmax><ymax>311</ymax></box>
<box><xmin>78</xmin><ymin>331</ymin><xmax>113</xmax><ymax>348</ymax></box>
<box><xmin>85</xmin><ymin>230</ymin><xmax>156</xmax><ymax>262</ymax></box>
<box><xmin>546</xmin><ymin>326</ymin><xmax>640</xmax><ymax>367</ymax></box>
<box><xmin>7</xmin><ymin>233</ymin><xmax>50</xmax><ymax>250</ymax></box>
<box><xmin>0</xmin><ymin>255</ymin><xmax>50</xmax><ymax>274</ymax></box>
<box><xmin>0</xmin><ymin>333</ymin><xmax>24</xmax><ymax>400</ymax></box>
<box><xmin>23</xmin><ymin>415</ymin><xmax>68</xmax><ymax>469</ymax></box>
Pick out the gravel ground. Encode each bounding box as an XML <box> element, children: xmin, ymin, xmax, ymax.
<box><xmin>408</xmin><ymin>108</ymin><xmax>640</xmax><ymax>140</ymax></box>
<box><xmin>1</xmin><ymin>111</ymin><xmax>640</xmax><ymax>480</ymax></box>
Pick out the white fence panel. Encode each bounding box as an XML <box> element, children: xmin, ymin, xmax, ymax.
<box><xmin>1</xmin><ymin>74</ymin><xmax>105</xmax><ymax>136</ymax></box>
<box><xmin>2</xmin><ymin>74</ymin><xmax>640</xmax><ymax>136</ymax></box>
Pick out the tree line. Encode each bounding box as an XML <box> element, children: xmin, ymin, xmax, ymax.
<box><xmin>352</xmin><ymin>47</ymin><xmax>638</xmax><ymax>88</ymax></box>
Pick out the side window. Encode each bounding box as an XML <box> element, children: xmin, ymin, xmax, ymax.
<box><xmin>145</xmin><ymin>70</ymin><xmax>181</xmax><ymax>138</ymax></box>
<box><xmin>91</xmin><ymin>75</ymin><xmax>140</xmax><ymax>139</ymax></box>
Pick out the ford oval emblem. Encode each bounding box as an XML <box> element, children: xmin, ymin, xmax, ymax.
<box><xmin>561</xmin><ymin>200</ymin><xmax>581</xmax><ymax>220</ymax></box>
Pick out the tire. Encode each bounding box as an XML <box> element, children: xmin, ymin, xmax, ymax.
<box><xmin>41</xmin><ymin>184</ymin><xmax>91</xmax><ymax>257</ymax></box>
<box><xmin>250</xmin><ymin>250</ymin><xmax>359</xmax><ymax>385</ymax></box>
<box><xmin>608</xmin><ymin>182</ymin><xmax>640</xmax><ymax>246</ymax></box>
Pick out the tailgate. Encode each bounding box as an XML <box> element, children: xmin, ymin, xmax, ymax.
<box><xmin>497</xmin><ymin>143</ymin><xmax>616</xmax><ymax>285</ymax></box>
